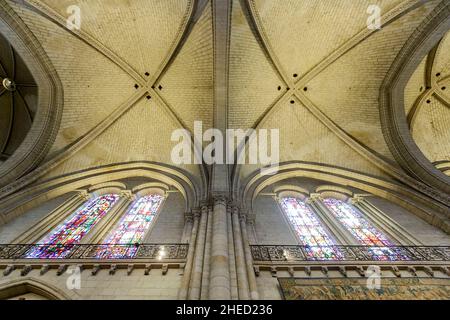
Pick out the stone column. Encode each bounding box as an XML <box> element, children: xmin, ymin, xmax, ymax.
<box><xmin>227</xmin><ymin>204</ymin><xmax>238</xmax><ymax>300</ymax></box>
<box><xmin>201</xmin><ymin>206</ymin><xmax>213</xmax><ymax>300</ymax></box>
<box><xmin>240</xmin><ymin>214</ymin><xmax>259</xmax><ymax>300</ymax></box>
<box><xmin>188</xmin><ymin>203</ymin><xmax>209</xmax><ymax>300</ymax></box>
<box><xmin>208</xmin><ymin>196</ymin><xmax>231</xmax><ymax>300</ymax></box>
<box><xmin>232</xmin><ymin>206</ymin><xmax>250</xmax><ymax>299</ymax></box>
<box><xmin>178</xmin><ymin>209</ymin><xmax>200</xmax><ymax>299</ymax></box>
<box><xmin>182</xmin><ymin>212</ymin><xmax>194</xmax><ymax>244</ymax></box>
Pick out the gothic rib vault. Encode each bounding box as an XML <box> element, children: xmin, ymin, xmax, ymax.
<box><xmin>0</xmin><ymin>0</ymin><xmax>449</xmax><ymax>300</ymax></box>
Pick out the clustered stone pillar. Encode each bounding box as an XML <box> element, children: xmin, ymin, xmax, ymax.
<box><xmin>181</xmin><ymin>212</ymin><xmax>194</xmax><ymax>244</ymax></box>
<box><xmin>209</xmin><ymin>196</ymin><xmax>231</xmax><ymax>299</ymax></box>
<box><xmin>179</xmin><ymin>198</ymin><xmax>260</xmax><ymax>300</ymax></box>
<box><xmin>231</xmin><ymin>206</ymin><xmax>250</xmax><ymax>299</ymax></box>
<box><xmin>188</xmin><ymin>204</ymin><xmax>209</xmax><ymax>299</ymax></box>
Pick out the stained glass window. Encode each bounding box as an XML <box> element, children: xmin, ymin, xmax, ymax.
<box><xmin>280</xmin><ymin>197</ymin><xmax>341</xmax><ymax>260</ymax></box>
<box><xmin>95</xmin><ymin>194</ymin><xmax>165</xmax><ymax>259</ymax></box>
<box><xmin>322</xmin><ymin>198</ymin><xmax>406</xmax><ymax>261</ymax></box>
<box><xmin>26</xmin><ymin>194</ymin><xmax>120</xmax><ymax>259</ymax></box>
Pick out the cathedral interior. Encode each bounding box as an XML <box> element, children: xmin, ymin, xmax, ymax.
<box><xmin>0</xmin><ymin>0</ymin><xmax>449</xmax><ymax>300</ymax></box>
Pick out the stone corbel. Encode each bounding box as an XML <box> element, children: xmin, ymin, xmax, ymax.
<box><xmin>356</xmin><ymin>266</ymin><xmax>365</xmax><ymax>277</ymax></box>
<box><xmin>339</xmin><ymin>266</ymin><xmax>347</xmax><ymax>277</ymax></box>
<box><xmin>40</xmin><ymin>264</ymin><xmax>50</xmax><ymax>276</ymax></box>
<box><xmin>391</xmin><ymin>266</ymin><xmax>401</xmax><ymax>277</ymax></box>
<box><xmin>91</xmin><ymin>264</ymin><xmax>101</xmax><ymax>276</ymax></box>
<box><xmin>423</xmin><ymin>266</ymin><xmax>434</xmax><ymax>277</ymax></box>
<box><xmin>304</xmin><ymin>266</ymin><xmax>311</xmax><ymax>277</ymax></box>
<box><xmin>270</xmin><ymin>266</ymin><xmax>277</xmax><ymax>277</ymax></box>
<box><xmin>408</xmin><ymin>266</ymin><xmax>417</xmax><ymax>277</ymax></box>
<box><xmin>3</xmin><ymin>265</ymin><xmax>15</xmax><ymax>276</ymax></box>
<box><xmin>109</xmin><ymin>264</ymin><xmax>117</xmax><ymax>275</ymax></box>
<box><xmin>144</xmin><ymin>264</ymin><xmax>151</xmax><ymax>275</ymax></box>
<box><xmin>162</xmin><ymin>264</ymin><xmax>168</xmax><ymax>275</ymax></box>
<box><xmin>57</xmin><ymin>265</ymin><xmax>68</xmax><ymax>276</ymax></box>
<box><xmin>440</xmin><ymin>266</ymin><xmax>449</xmax><ymax>276</ymax></box>
<box><xmin>288</xmin><ymin>267</ymin><xmax>295</xmax><ymax>277</ymax></box>
<box><xmin>127</xmin><ymin>264</ymin><xmax>134</xmax><ymax>276</ymax></box>
<box><xmin>21</xmin><ymin>265</ymin><xmax>32</xmax><ymax>276</ymax></box>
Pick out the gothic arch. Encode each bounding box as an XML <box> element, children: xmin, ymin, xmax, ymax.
<box><xmin>0</xmin><ymin>1</ymin><xmax>63</xmax><ymax>187</ymax></box>
<box><xmin>0</xmin><ymin>162</ymin><xmax>201</xmax><ymax>226</ymax></box>
<box><xmin>380</xmin><ymin>0</ymin><xmax>450</xmax><ymax>195</ymax></box>
<box><xmin>0</xmin><ymin>278</ymin><xmax>71</xmax><ymax>300</ymax></box>
<box><xmin>242</xmin><ymin>161</ymin><xmax>450</xmax><ymax>233</ymax></box>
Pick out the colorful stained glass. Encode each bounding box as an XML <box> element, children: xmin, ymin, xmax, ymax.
<box><xmin>280</xmin><ymin>197</ymin><xmax>341</xmax><ymax>260</ymax></box>
<box><xmin>95</xmin><ymin>194</ymin><xmax>164</xmax><ymax>259</ymax></box>
<box><xmin>322</xmin><ymin>198</ymin><xmax>405</xmax><ymax>261</ymax></box>
<box><xmin>26</xmin><ymin>194</ymin><xmax>120</xmax><ymax>259</ymax></box>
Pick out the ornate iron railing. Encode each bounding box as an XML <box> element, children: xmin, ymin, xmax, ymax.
<box><xmin>250</xmin><ymin>245</ymin><xmax>450</xmax><ymax>262</ymax></box>
<box><xmin>0</xmin><ymin>244</ymin><xmax>189</xmax><ymax>260</ymax></box>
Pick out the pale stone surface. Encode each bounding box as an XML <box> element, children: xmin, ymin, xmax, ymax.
<box><xmin>0</xmin><ymin>195</ymin><xmax>71</xmax><ymax>243</ymax></box>
<box><xmin>0</xmin><ymin>0</ymin><xmax>449</xmax><ymax>301</ymax></box>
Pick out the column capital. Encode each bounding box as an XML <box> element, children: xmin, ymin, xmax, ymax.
<box><xmin>192</xmin><ymin>208</ymin><xmax>201</xmax><ymax>220</ymax></box>
<box><xmin>184</xmin><ymin>212</ymin><xmax>194</xmax><ymax>223</ymax></box>
<box><xmin>307</xmin><ymin>193</ymin><xmax>323</xmax><ymax>203</ymax></box>
<box><xmin>239</xmin><ymin>211</ymin><xmax>255</xmax><ymax>225</ymax></box>
<box><xmin>231</xmin><ymin>205</ymin><xmax>240</xmax><ymax>216</ymax></box>
<box><xmin>212</xmin><ymin>195</ymin><xmax>228</xmax><ymax>206</ymax></box>
<box><xmin>119</xmin><ymin>190</ymin><xmax>135</xmax><ymax>200</ymax></box>
<box><xmin>200</xmin><ymin>200</ymin><xmax>210</xmax><ymax>211</ymax></box>
<box><xmin>76</xmin><ymin>190</ymin><xmax>90</xmax><ymax>201</ymax></box>
<box><xmin>349</xmin><ymin>195</ymin><xmax>365</xmax><ymax>205</ymax></box>
<box><xmin>247</xmin><ymin>213</ymin><xmax>256</xmax><ymax>225</ymax></box>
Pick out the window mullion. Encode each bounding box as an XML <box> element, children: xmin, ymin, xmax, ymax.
<box><xmin>80</xmin><ymin>191</ymin><xmax>135</xmax><ymax>244</ymax></box>
<box><xmin>308</xmin><ymin>194</ymin><xmax>357</xmax><ymax>245</ymax></box>
<box><xmin>350</xmin><ymin>196</ymin><xmax>421</xmax><ymax>245</ymax></box>
<box><xmin>14</xmin><ymin>190</ymin><xmax>90</xmax><ymax>244</ymax></box>
<box><xmin>274</xmin><ymin>196</ymin><xmax>303</xmax><ymax>245</ymax></box>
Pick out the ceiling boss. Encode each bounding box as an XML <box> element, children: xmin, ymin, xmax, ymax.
<box><xmin>1</xmin><ymin>77</ymin><xmax>16</xmax><ymax>92</ymax></box>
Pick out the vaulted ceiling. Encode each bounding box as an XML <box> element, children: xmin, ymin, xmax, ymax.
<box><xmin>405</xmin><ymin>29</ymin><xmax>450</xmax><ymax>176</ymax></box>
<box><xmin>0</xmin><ymin>32</ymin><xmax>37</xmax><ymax>162</ymax></box>
<box><xmin>1</xmin><ymin>0</ymin><xmax>449</xmax><ymax>200</ymax></box>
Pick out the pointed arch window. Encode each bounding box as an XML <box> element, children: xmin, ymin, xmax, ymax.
<box><xmin>26</xmin><ymin>194</ymin><xmax>120</xmax><ymax>259</ymax></box>
<box><xmin>280</xmin><ymin>197</ymin><xmax>341</xmax><ymax>260</ymax></box>
<box><xmin>95</xmin><ymin>194</ymin><xmax>165</xmax><ymax>259</ymax></box>
<box><xmin>322</xmin><ymin>198</ymin><xmax>406</xmax><ymax>260</ymax></box>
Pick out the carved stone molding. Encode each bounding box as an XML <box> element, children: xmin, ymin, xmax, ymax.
<box><xmin>0</xmin><ymin>1</ymin><xmax>63</xmax><ymax>187</ymax></box>
<box><xmin>380</xmin><ymin>0</ymin><xmax>450</xmax><ymax>199</ymax></box>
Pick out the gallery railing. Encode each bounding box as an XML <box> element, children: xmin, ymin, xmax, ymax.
<box><xmin>0</xmin><ymin>244</ymin><xmax>189</xmax><ymax>260</ymax></box>
<box><xmin>250</xmin><ymin>245</ymin><xmax>450</xmax><ymax>262</ymax></box>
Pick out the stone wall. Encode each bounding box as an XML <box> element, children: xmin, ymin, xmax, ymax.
<box><xmin>0</xmin><ymin>268</ymin><xmax>182</xmax><ymax>300</ymax></box>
